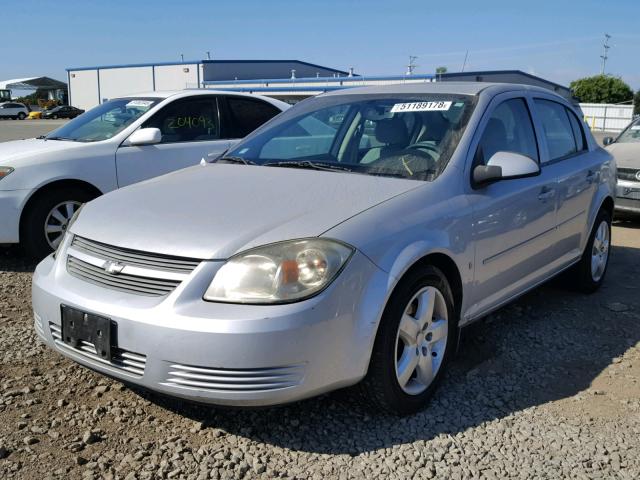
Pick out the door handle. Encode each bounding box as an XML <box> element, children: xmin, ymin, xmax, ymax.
<box><xmin>538</xmin><ymin>186</ymin><xmax>555</xmax><ymax>202</ymax></box>
<box><xmin>586</xmin><ymin>170</ymin><xmax>597</xmax><ymax>184</ymax></box>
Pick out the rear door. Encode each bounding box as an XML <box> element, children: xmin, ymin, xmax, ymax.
<box><xmin>215</xmin><ymin>96</ymin><xmax>283</xmax><ymax>154</ymax></box>
<box><xmin>531</xmin><ymin>97</ymin><xmax>597</xmax><ymax>262</ymax></box>
<box><xmin>470</xmin><ymin>93</ymin><xmax>559</xmax><ymax>316</ymax></box>
<box><xmin>115</xmin><ymin>95</ymin><xmax>231</xmax><ymax>187</ymax></box>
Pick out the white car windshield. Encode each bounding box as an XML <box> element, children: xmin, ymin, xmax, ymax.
<box><xmin>617</xmin><ymin>118</ymin><xmax>640</xmax><ymax>144</ymax></box>
<box><xmin>45</xmin><ymin>98</ymin><xmax>160</xmax><ymax>142</ymax></box>
<box><xmin>225</xmin><ymin>94</ymin><xmax>475</xmax><ymax>181</ymax></box>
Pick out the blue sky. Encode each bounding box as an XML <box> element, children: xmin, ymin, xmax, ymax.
<box><xmin>2</xmin><ymin>0</ymin><xmax>639</xmax><ymax>89</ymax></box>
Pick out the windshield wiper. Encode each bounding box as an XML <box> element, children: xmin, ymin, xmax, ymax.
<box><xmin>45</xmin><ymin>136</ymin><xmax>76</xmax><ymax>142</ymax></box>
<box><xmin>264</xmin><ymin>160</ymin><xmax>353</xmax><ymax>173</ymax></box>
<box><xmin>216</xmin><ymin>156</ymin><xmax>259</xmax><ymax>166</ymax></box>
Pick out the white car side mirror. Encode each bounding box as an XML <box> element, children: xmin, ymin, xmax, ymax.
<box><xmin>128</xmin><ymin>128</ymin><xmax>162</xmax><ymax>146</ymax></box>
<box><xmin>473</xmin><ymin>151</ymin><xmax>540</xmax><ymax>186</ymax></box>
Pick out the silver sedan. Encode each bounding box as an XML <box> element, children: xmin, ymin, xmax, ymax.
<box><xmin>32</xmin><ymin>82</ymin><xmax>615</xmax><ymax>415</ymax></box>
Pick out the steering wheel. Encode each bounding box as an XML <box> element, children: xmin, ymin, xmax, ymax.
<box><xmin>405</xmin><ymin>141</ymin><xmax>440</xmax><ymax>157</ymax></box>
<box><xmin>368</xmin><ymin>147</ymin><xmax>436</xmax><ymax>179</ymax></box>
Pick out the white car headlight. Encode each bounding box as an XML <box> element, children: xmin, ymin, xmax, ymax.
<box><xmin>204</xmin><ymin>239</ymin><xmax>354</xmax><ymax>304</ymax></box>
<box><xmin>0</xmin><ymin>167</ymin><xmax>14</xmax><ymax>181</ymax></box>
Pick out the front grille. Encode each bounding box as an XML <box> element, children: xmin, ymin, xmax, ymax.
<box><xmin>618</xmin><ymin>168</ymin><xmax>640</xmax><ymax>182</ymax></box>
<box><xmin>49</xmin><ymin>322</ymin><xmax>146</xmax><ymax>377</ymax></box>
<box><xmin>67</xmin><ymin>256</ymin><xmax>181</xmax><ymax>296</ymax></box>
<box><xmin>66</xmin><ymin>236</ymin><xmax>201</xmax><ymax>297</ymax></box>
<box><xmin>71</xmin><ymin>236</ymin><xmax>200</xmax><ymax>273</ymax></box>
<box><xmin>163</xmin><ymin>363</ymin><xmax>305</xmax><ymax>393</ymax></box>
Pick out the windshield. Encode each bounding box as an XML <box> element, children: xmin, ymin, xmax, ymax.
<box><xmin>45</xmin><ymin>97</ymin><xmax>160</xmax><ymax>142</ymax></box>
<box><xmin>617</xmin><ymin>118</ymin><xmax>640</xmax><ymax>144</ymax></box>
<box><xmin>225</xmin><ymin>94</ymin><xmax>475</xmax><ymax>181</ymax></box>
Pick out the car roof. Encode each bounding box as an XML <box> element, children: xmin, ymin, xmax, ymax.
<box><xmin>320</xmin><ymin>81</ymin><xmax>563</xmax><ymax>99</ymax></box>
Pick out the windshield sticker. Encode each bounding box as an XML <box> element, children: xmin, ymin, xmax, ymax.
<box><xmin>126</xmin><ymin>100</ymin><xmax>154</xmax><ymax>108</ymax></box>
<box><xmin>391</xmin><ymin>101</ymin><xmax>452</xmax><ymax>113</ymax></box>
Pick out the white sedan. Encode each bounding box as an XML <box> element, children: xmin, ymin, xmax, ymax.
<box><xmin>0</xmin><ymin>90</ymin><xmax>288</xmax><ymax>256</ymax></box>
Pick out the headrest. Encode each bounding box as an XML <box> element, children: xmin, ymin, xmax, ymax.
<box><xmin>375</xmin><ymin>118</ymin><xmax>409</xmax><ymax>145</ymax></box>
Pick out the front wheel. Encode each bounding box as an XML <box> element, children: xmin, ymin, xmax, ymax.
<box><xmin>568</xmin><ymin>208</ymin><xmax>611</xmax><ymax>293</ymax></box>
<box><xmin>360</xmin><ymin>265</ymin><xmax>457</xmax><ymax>415</ymax></box>
<box><xmin>21</xmin><ymin>188</ymin><xmax>96</xmax><ymax>258</ymax></box>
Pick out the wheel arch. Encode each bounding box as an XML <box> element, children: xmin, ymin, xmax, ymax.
<box><xmin>19</xmin><ymin>179</ymin><xmax>102</xmax><ymax>241</ymax></box>
<box><xmin>396</xmin><ymin>252</ymin><xmax>464</xmax><ymax>317</ymax></box>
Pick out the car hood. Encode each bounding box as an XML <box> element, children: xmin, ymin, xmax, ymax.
<box><xmin>71</xmin><ymin>164</ymin><xmax>422</xmax><ymax>259</ymax></box>
<box><xmin>607</xmin><ymin>143</ymin><xmax>640</xmax><ymax>169</ymax></box>
<box><xmin>0</xmin><ymin>138</ymin><xmax>86</xmax><ymax>164</ymax></box>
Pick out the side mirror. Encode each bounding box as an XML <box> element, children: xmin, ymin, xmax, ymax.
<box><xmin>128</xmin><ymin>128</ymin><xmax>162</xmax><ymax>146</ymax></box>
<box><xmin>603</xmin><ymin>136</ymin><xmax>614</xmax><ymax>146</ymax></box>
<box><xmin>473</xmin><ymin>151</ymin><xmax>540</xmax><ymax>186</ymax></box>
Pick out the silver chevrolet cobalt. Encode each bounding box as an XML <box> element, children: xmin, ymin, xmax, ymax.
<box><xmin>33</xmin><ymin>83</ymin><xmax>615</xmax><ymax>414</ymax></box>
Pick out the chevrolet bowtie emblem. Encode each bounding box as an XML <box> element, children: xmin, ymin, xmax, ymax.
<box><xmin>104</xmin><ymin>261</ymin><xmax>125</xmax><ymax>275</ymax></box>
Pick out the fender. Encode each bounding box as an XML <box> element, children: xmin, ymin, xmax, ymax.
<box><xmin>581</xmin><ymin>155</ymin><xmax>616</xmax><ymax>252</ymax></box>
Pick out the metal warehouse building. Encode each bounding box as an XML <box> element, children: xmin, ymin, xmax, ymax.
<box><xmin>66</xmin><ymin>59</ymin><xmax>351</xmax><ymax>110</ymax></box>
<box><xmin>204</xmin><ymin>70</ymin><xmax>574</xmax><ymax>103</ymax></box>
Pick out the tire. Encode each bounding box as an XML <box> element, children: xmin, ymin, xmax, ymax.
<box><xmin>568</xmin><ymin>208</ymin><xmax>612</xmax><ymax>293</ymax></box>
<box><xmin>21</xmin><ymin>187</ymin><xmax>96</xmax><ymax>259</ymax></box>
<box><xmin>51</xmin><ymin>114</ymin><xmax>58</xmax><ymax>119</ymax></box>
<box><xmin>359</xmin><ymin>265</ymin><xmax>458</xmax><ymax>415</ymax></box>
<box><xmin>17</xmin><ymin>112</ymin><xmax>26</xmax><ymax>120</ymax></box>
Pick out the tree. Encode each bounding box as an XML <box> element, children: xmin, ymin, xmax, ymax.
<box><xmin>435</xmin><ymin>66</ymin><xmax>448</xmax><ymax>74</ymax></box>
<box><xmin>570</xmin><ymin>75</ymin><xmax>633</xmax><ymax>104</ymax></box>
<box><xmin>634</xmin><ymin>90</ymin><xmax>640</xmax><ymax>116</ymax></box>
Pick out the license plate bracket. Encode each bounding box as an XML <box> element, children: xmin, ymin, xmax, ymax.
<box><xmin>61</xmin><ymin>305</ymin><xmax>115</xmax><ymax>361</ymax></box>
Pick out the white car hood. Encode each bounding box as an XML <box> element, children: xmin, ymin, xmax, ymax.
<box><xmin>71</xmin><ymin>163</ymin><xmax>422</xmax><ymax>259</ymax></box>
<box><xmin>607</xmin><ymin>143</ymin><xmax>640</xmax><ymax>170</ymax></box>
<box><xmin>0</xmin><ymin>138</ymin><xmax>87</xmax><ymax>166</ymax></box>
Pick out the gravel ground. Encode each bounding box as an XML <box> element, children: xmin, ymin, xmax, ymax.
<box><xmin>0</xmin><ymin>219</ymin><xmax>639</xmax><ymax>479</ymax></box>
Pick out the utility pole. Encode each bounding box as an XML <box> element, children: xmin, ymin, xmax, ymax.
<box><xmin>180</xmin><ymin>53</ymin><xmax>184</xmax><ymax>62</ymax></box>
<box><xmin>600</xmin><ymin>33</ymin><xmax>611</xmax><ymax>75</ymax></box>
<box><xmin>461</xmin><ymin>50</ymin><xmax>469</xmax><ymax>72</ymax></box>
<box><xmin>406</xmin><ymin>56</ymin><xmax>418</xmax><ymax>75</ymax></box>
<box><xmin>206</xmin><ymin>51</ymin><xmax>211</xmax><ymax>60</ymax></box>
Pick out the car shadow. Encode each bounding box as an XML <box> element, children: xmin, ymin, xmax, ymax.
<box><xmin>135</xmin><ymin>237</ymin><xmax>640</xmax><ymax>455</ymax></box>
<box><xmin>0</xmin><ymin>246</ymin><xmax>38</xmax><ymax>273</ymax></box>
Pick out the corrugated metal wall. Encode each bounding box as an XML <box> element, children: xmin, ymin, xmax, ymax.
<box><xmin>580</xmin><ymin>103</ymin><xmax>634</xmax><ymax>132</ymax></box>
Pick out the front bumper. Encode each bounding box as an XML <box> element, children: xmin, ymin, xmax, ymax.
<box><xmin>615</xmin><ymin>180</ymin><xmax>640</xmax><ymax>213</ymax></box>
<box><xmin>32</xmin><ymin>249</ymin><xmax>389</xmax><ymax>406</ymax></box>
<box><xmin>0</xmin><ymin>189</ymin><xmax>32</xmax><ymax>244</ymax></box>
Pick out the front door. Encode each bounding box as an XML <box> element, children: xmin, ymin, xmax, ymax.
<box><xmin>469</xmin><ymin>95</ymin><xmax>558</xmax><ymax>318</ymax></box>
<box><xmin>115</xmin><ymin>95</ymin><xmax>230</xmax><ymax>188</ymax></box>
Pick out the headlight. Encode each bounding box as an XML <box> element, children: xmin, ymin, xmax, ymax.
<box><xmin>0</xmin><ymin>167</ymin><xmax>14</xmax><ymax>181</ymax></box>
<box><xmin>204</xmin><ymin>239</ymin><xmax>354</xmax><ymax>304</ymax></box>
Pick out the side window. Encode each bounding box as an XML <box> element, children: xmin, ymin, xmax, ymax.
<box><xmin>223</xmin><ymin>97</ymin><xmax>281</xmax><ymax>138</ymax></box>
<box><xmin>143</xmin><ymin>97</ymin><xmax>219</xmax><ymax>144</ymax></box>
<box><xmin>566</xmin><ymin>108</ymin><xmax>586</xmax><ymax>152</ymax></box>
<box><xmin>534</xmin><ymin>99</ymin><xmax>577</xmax><ymax>161</ymax></box>
<box><xmin>477</xmin><ymin>98</ymin><xmax>538</xmax><ymax>164</ymax></box>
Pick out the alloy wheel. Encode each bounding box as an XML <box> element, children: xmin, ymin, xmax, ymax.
<box><xmin>44</xmin><ymin>201</ymin><xmax>82</xmax><ymax>249</ymax></box>
<box><xmin>591</xmin><ymin>220</ymin><xmax>610</xmax><ymax>282</ymax></box>
<box><xmin>394</xmin><ymin>286</ymin><xmax>448</xmax><ymax>395</ymax></box>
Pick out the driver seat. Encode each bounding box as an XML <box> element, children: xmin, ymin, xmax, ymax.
<box><xmin>361</xmin><ymin>118</ymin><xmax>409</xmax><ymax>164</ymax></box>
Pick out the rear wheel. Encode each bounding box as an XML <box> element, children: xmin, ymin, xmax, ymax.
<box><xmin>360</xmin><ymin>265</ymin><xmax>457</xmax><ymax>415</ymax></box>
<box><xmin>22</xmin><ymin>187</ymin><xmax>96</xmax><ymax>258</ymax></box>
<box><xmin>17</xmin><ymin>112</ymin><xmax>26</xmax><ymax>120</ymax></box>
<box><xmin>568</xmin><ymin>208</ymin><xmax>611</xmax><ymax>293</ymax></box>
